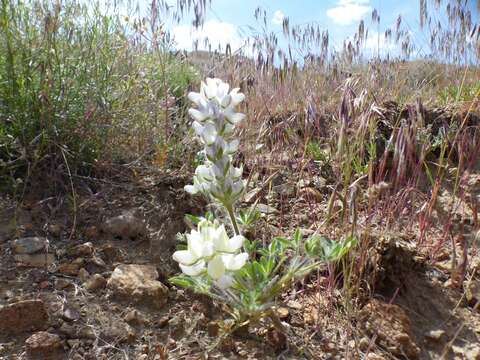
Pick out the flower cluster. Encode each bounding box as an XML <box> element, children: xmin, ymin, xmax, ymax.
<box><xmin>184</xmin><ymin>78</ymin><xmax>246</xmax><ymax>207</ymax></box>
<box><xmin>172</xmin><ymin>219</ymin><xmax>248</xmax><ymax>288</ymax></box>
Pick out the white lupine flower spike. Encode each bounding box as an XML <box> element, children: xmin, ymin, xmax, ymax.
<box><xmin>174</xmin><ymin>78</ymin><xmax>249</xmax><ymax>290</ymax></box>
<box><xmin>184</xmin><ymin>78</ymin><xmax>246</xmax><ymax>209</ymax></box>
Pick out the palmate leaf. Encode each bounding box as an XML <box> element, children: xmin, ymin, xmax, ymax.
<box><xmin>169</xmin><ymin>274</ymin><xmax>212</xmax><ymax>294</ymax></box>
<box><xmin>305</xmin><ymin>235</ymin><xmax>356</xmax><ymax>262</ymax></box>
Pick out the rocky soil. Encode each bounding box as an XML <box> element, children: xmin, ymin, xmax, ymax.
<box><xmin>0</xmin><ymin>168</ymin><xmax>479</xmax><ymax>359</ymax></box>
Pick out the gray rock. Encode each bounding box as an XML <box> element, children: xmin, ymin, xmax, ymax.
<box><xmin>84</xmin><ymin>274</ymin><xmax>107</xmax><ymax>292</ymax></box>
<box><xmin>256</xmin><ymin>204</ymin><xmax>279</xmax><ymax>215</ymax></box>
<box><xmin>14</xmin><ymin>253</ymin><xmax>55</xmax><ymax>268</ymax></box>
<box><xmin>12</xmin><ymin>237</ymin><xmax>48</xmax><ymax>254</ymax></box>
<box><xmin>103</xmin><ymin>211</ymin><xmax>147</xmax><ymax>240</ymax></box>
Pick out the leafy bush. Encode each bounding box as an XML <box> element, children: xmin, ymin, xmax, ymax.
<box><xmin>0</xmin><ymin>0</ymin><xmax>199</xmax><ymax>192</ymax></box>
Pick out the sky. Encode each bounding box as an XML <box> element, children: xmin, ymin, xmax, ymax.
<box><xmin>168</xmin><ymin>0</ymin><xmax>479</xmax><ymax>59</ymax></box>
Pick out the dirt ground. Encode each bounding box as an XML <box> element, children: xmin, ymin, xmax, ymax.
<box><xmin>1</xmin><ymin>162</ymin><xmax>480</xmax><ymax>360</ymax></box>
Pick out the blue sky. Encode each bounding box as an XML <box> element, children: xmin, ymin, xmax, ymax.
<box><xmin>169</xmin><ymin>0</ymin><xmax>479</xmax><ymax>58</ymax></box>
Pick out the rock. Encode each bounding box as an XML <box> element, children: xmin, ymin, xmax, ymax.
<box><xmin>0</xmin><ymin>342</ymin><xmax>14</xmax><ymax>355</ymax></box>
<box><xmin>266</xmin><ymin>328</ymin><xmax>287</xmax><ymax>351</ymax></box>
<box><xmin>452</xmin><ymin>344</ymin><xmax>480</xmax><ymax>360</ymax></box>
<box><xmin>273</xmin><ymin>183</ymin><xmax>295</xmax><ymax>197</ymax></box>
<box><xmin>69</xmin><ymin>242</ymin><xmax>94</xmax><ymax>257</ymax></box>
<box><xmin>62</xmin><ymin>308</ymin><xmax>80</xmax><ymax>322</ymax></box>
<box><xmin>57</xmin><ymin>263</ymin><xmax>80</xmax><ymax>276</ymax></box>
<box><xmin>102</xmin><ymin>211</ymin><xmax>147</xmax><ymax>239</ymax></box>
<box><xmin>107</xmin><ymin>264</ymin><xmax>168</xmax><ymax>309</ymax></box>
<box><xmin>359</xmin><ymin>299</ymin><xmax>420</xmax><ymax>359</ymax></box>
<box><xmin>77</xmin><ymin>268</ymin><xmax>89</xmax><ymax>282</ymax></box>
<box><xmin>312</xmin><ymin>175</ymin><xmax>327</xmax><ymax>189</ymax></box>
<box><xmin>299</xmin><ymin>187</ymin><xmax>322</xmax><ymax>202</ymax></box>
<box><xmin>99</xmin><ymin>244</ymin><xmax>122</xmax><ymax>262</ymax></box>
<box><xmin>244</xmin><ymin>187</ymin><xmax>262</xmax><ymax>203</ymax></box>
<box><xmin>256</xmin><ymin>204</ymin><xmax>279</xmax><ymax>215</ymax></box>
<box><xmin>48</xmin><ymin>224</ymin><xmax>63</xmax><ymax>237</ymax></box>
<box><xmin>66</xmin><ymin>339</ymin><xmax>80</xmax><ymax>349</ymax></box>
<box><xmin>275</xmin><ymin>307</ymin><xmax>290</xmax><ymax>320</ymax></box>
<box><xmin>466</xmin><ymin>280</ymin><xmax>480</xmax><ymax>306</ymax></box>
<box><xmin>14</xmin><ymin>253</ymin><xmax>55</xmax><ymax>268</ymax></box>
<box><xmin>88</xmin><ymin>256</ymin><xmax>106</xmax><ymax>269</ymax></box>
<box><xmin>296</xmin><ymin>179</ymin><xmax>310</xmax><ymax>188</ymax></box>
<box><xmin>366</xmin><ymin>354</ymin><xmax>386</xmax><ymax>360</ymax></box>
<box><xmin>84</xmin><ymin>274</ymin><xmax>107</xmax><ymax>292</ymax></box>
<box><xmin>55</xmin><ymin>278</ymin><xmax>74</xmax><ymax>290</ymax></box>
<box><xmin>12</xmin><ymin>237</ymin><xmax>48</xmax><ymax>254</ymax></box>
<box><xmin>100</xmin><ymin>321</ymin><xmax>136</xmax><ymax>344</ymax></box>
<box><xmin>157</xmin><ymin>315</ymin><xmax>170</xmax><ymax>329</ymax></box>
<box><xmin>78</xmin><ymin>326</ymin><xmax>96</xmax><ymax>340</ymax></box>
<box><xmin>425</xmin><ymin>329</ymin><xmax>446</xmax><ymax>341</ymax></box>
<box><xmin>124</xmin><ymin>309</ymin><xmax>146</xmax><ymax>326</ymax></box>
<box><xmin>85</xmin><ymin>225</ymin><xmax>99</xmax><ymax>240</ymax></box>
<box><xmin>207</xmin><ymin>321</ymin><xmax>220</xmax><ymax>337</ymax></box>
<box><xmin>58</xmin><ymin>323</ymin><xmax>78</xmax><ymax>338</ymax></box>
<box><xmin>0</xmin><ymin>299</ymin><xmax>49</xmax><ymax>335</ymax></box>
<box><xmin>358</xmin><ymin>337</ymin><xmax>370</xmax><ymax>351</ymax></box>
<box><xmin>25</xmin><ymin>331</ymin><xmax>64</xmax><ymax>360</ymax></box>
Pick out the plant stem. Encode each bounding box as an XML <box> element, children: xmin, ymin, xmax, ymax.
<box><xmin>225</xmin><ymin>203</ymin><xmax>240</xmax><ymax>236</ymax></box>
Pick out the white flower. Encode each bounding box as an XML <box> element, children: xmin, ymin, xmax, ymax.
<box><xmin>207</xmin><ymin>253</ymin><xmax>249</xmax><ymax>289</ymax></box>
<box><xmin>211</xmin><ymin>225</ymin><xmax>245</xmax><ymax>253</ymax></box>
<box><xmin>172</xmin><ymin>221</ymin><xmax>249</xmax><ymax>288</ymax></box>
<box><xmin>187</xmin><ymin>78</ymin><xmax>245</xmax><ymax>127</ymax></box>
<box><xmin>186</xmin><ymin>78</ymin><xmax>245</xmax><ymax>209</ymax></box>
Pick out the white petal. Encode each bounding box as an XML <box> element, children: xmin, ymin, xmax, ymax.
<box><xmin>172</xmin><ymin>250</ymin><xmax>197</xmax><ymax>265</ymax></box>
<box><xmin>189</xmin><ymin>108</ymin><xmax>207</xmax><ymax>122</ymax></box>
<box><xmin>231</xmin><ymin>166</ymin><xmax>243</xmax><ymax>179</ymax></box>
<box><xmin>228</xmin><ymin>235</ymin><xmax>245</xmax><ymax>252</ymax></box>
<box><xmin>227</xmin><ymin>139</ymin><xmax>239</xmax><ymax>154</ymax></box>
<box><xmin>184</xmin><ymin>185</ymin><xmax>198</xmax><ymax>194</ymax></box>
<box><xmin>207</xmin><ymin>255</ymin><xmax>225</xmax><ymax>280</ymax></box>
<box><xmin>192</xmin><ymin>121</ymin><xmax>204</xmax><ymax>137</ymax></box>
<box><xmin>229</xmin><ymin>88</ymin><xmax>245</xmax><ymax>106</ymax></box>
<box><xmin>212</xmin><ymin>163</ymin><xmax>225</xmax><ymax>179</ymax></box>
<box><xmin>215</xmin><ymin>274</ymin><xmax>234</xmax><ymax>289</ymax></box>
<box><xmin>217</xmin><ymin>82</ymin><xmax>230</xmax><ymax>99</ymax></box>
<box><xmin>220</xmin><ymin>94</ymin><xmax>232</xmax><ymax>108</ymax></box>
<box><xmin>204</xmin><ymin>78</ymin><xmax>218</xmax><ymax>99</ymax></box>
<box><xmin>222</xmin><ymin>252</ymin><xmax>248</xmax><ymax>271</ymax></box>
<box><xmin>187</xmin><ymin>230</ymin><xmax>204</xmax><ymax>258</ymax></box>
<box><xmin>201</xmin><ymin>123</ymin><xmax>217</xmax><ymax>145</ymax></box>
<box><xmin>225</xmin><ymin>110</ymin><xmax>245</xmax><ymax>125</ymax></box>
<box><xmin>179</xmin><ymin>260</ymin><xmax>205</xmax><ymax>276</ymax></box>
<box><xmin>188</xmin><ymin>91</ymin><xmax>204</xmax><ymax>105</ymax></box>
<box><xmin>196</xmin><ymin>165</ymin><xmax>212</xmax><ymax>181</ymax></box>
<box><xmin>232</xmin><ymin>180</ymin><xmax>245</xmax><ymax>196</ymax></box>
<box><xmin>212</xmin><ymin>225</ymin><xmax>230</xmax><ymax>252</ymax></box>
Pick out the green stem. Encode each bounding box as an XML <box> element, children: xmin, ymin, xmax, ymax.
<box><xmin>225</xmin><ymin>203</ymin><xmax>240</xmax><ymax>236</ymax></box>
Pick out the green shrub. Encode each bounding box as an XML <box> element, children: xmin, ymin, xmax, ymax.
<box><xmin>0</xmin><ymin>0</ymin><xmax>198</xmax><ymax>193</ymax></box>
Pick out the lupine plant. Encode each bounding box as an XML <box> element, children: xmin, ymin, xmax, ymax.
<box><xmin>170</xmin><ymin>78</ymin><xmax>356</xmax><ymax>336</ymax></box>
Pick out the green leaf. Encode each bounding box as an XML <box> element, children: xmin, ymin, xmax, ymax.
<box><xmin>305</xmin><ymin>235</ymin><xmax>356</xmax><ymax>262</ymax></box>
<box><xmin>169</xmin><ymin>275</ymin><xmax>195</xmax><ymax>288</ymax></box>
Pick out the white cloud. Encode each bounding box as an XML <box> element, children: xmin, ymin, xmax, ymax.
<box><xmin>272</xmin><ymin>10</ymin><xmax>285</xmax><ymax>25</ymax></box>
<box><xmin>172</xmin><ymin>20</ymin><xmax>244</xmax><ymax>52</ymax></box>
<box><xmin>364</xmin><ymin>31</ymin><xmax>397</xmax><ymax>52</ymax></box>
<box><xmin>327</xmin><ymin>0</ymin><xmax>371</xmax><ymax>25</ymax></box>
